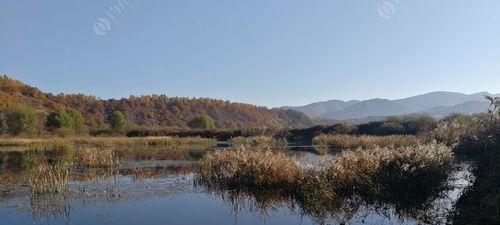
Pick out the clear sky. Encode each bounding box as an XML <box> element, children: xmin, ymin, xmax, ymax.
<box><xmin>1</xmin><ymin>0</ymin><xmax>500</xmax><ymax>107</ymax></box>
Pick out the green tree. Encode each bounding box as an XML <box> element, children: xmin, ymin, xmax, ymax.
<box><xmin>46</xmin><ymin>108</ymin><xmax>84</xmax><ymax>131</ymax></box>
<box><xmin>188</xmin><ymin>115</ymin><xmax>215</xmax><ymax>129</ymax></box>
<box><xmin>108</xmin><ymin>111</ymin><xmax>127</xmax><ymax>130</ymax></box>
<box><xmin>4</xmin><ymin>106</ymin><xmax>38</xmax><ymax>135</ymax></box>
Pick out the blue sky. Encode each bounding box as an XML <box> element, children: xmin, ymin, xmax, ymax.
<box><xmin>1</xmin><ymin>0</ymin><xmax>499</xmax><ymax>107</ymax></box>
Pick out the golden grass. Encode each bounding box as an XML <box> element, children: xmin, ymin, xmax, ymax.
<box><xmin>325</xmin><ymin>142</ymin><xmax>453</xmax><ymax>197</ymax></box>
<box><xmin>28</xmin><ymin>163</ymin><xmax>70</xmax><ymax>195</ymax></box>
<box><xmin>198</xmin><ymin>147</ymin><xmax>300</xmax><ymax>190</ymax></box>
<box><xmin>230</xmin><ymin>136</ymin><xmax>288</xmax><ymax>149</ymax></box>
<box><xmin>313</xmin><ymin>134</ymin><xmax>421</xmax><ymax>154</ymax></box>
<box><xmin>74</xmin><ymin>147</ymin><xmax>119</xmax><ymax>168</ymax></box>
<box><xmin>0</xmin><ymin>136</ymin><xmax>217</xmax><ymax>149</ymax></box>
<box><xmin>198</xmin><ymin>143</ymin><xmax>453</xmax><ymax>204</ymax></box>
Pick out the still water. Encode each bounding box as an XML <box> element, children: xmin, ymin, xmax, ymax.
<box><xmin>0</xmin><ymin>147</ymin><xmax>473</xmax><ymax>225</ymax></box>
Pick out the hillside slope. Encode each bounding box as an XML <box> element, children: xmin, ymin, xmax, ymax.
<box><xmin>0</xmin><ymin>75</ymin><xmax>312</xmax><ymax>129</ymax></box>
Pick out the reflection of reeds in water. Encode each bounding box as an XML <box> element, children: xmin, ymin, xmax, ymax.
<box><xmin>28</xmin><ymin>163</ymin><xmax>70</xmax><ymax>196</ymax></box>
<box><xmin>28</xmin><ymin>193</ymin><xmax>72</xmax><ymax>224</ymax></box>
<box><xmin>127</xmin><ymin>166</ymin><xmax>196</xmax><ymax>181</ymax></box>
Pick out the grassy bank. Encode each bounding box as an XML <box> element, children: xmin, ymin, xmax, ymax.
<box><xmin>313</xmin><ymin>134</ymin><xmax>422</xmax><ymax>154</ymax></box>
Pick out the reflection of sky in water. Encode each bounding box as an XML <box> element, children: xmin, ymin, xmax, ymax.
<box><xmin>0</xmin><ymin>149</ymin><xmax>474</xmax><ymax>225</ymax></box>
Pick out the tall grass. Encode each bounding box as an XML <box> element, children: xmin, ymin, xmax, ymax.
<box><xmin>28</xmin><ymin>163</ymin><xmax>70</xmax><ymax>195</ymax></box>
<box><xmin>74</xmin><ymin>147</ymin><xmax>119</xmax><ymax>168</ymax></box>
<box><xmin>198</xmin><ymin>147</ymin><xmax>300</xmax><ymax>190</ymax></box>
<box><xmin>0</xmin><ymin>136</ymin><xmax>217</xmax><ymax>149</ymax></box>
<box><xmin>197</xmin><ymin>143</ymin><xmax>453</xmax><ymax>202</ymax></box>
<box><xmin>325</xmin><ymin>142</ymin><xmax>453</xmax><ymax>199</ymax></box>
<box><xmin>313</xmin><ymin>134</ymin><xmax>421</xmax><ymax>154</ymax></box>
<box><xmin>230</xmin><ymin>136</ymin><xmax>288</xmax><ymax>149</ymax></box>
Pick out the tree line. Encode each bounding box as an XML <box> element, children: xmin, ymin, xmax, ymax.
<box><xmin>0</xmin><ymin>75</ymin><xmax>312</xmax><ymax>136</ymax></box>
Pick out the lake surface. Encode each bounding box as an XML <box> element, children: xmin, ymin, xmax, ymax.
<box><xmin>0</xmin><ymin>147</ymin><xmax>473</xmax><ymax>225</ymax></box>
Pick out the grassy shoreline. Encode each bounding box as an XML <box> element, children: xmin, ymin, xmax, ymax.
<box><xmin>0</xmin><ymin>136</ymin><xmax>218</xmax><ymax>150</ymax></box>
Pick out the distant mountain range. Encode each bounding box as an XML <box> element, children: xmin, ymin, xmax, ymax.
<box><xmin>284</xmin><ymin>91</ymin><xmax>500</xmax><ymax>122</ymax></box>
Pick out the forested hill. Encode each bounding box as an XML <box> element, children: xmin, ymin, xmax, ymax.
<box><xmin>0</xmin><ymin>75</ymin><xmax>312</xmax><ymax>129</ymax></box>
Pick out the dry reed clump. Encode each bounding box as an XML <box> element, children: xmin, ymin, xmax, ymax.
<box><xmin>74</xmin><ymin>147</ymin><xmax>119</xmax><ymax>168</ymax></box>
<box><xmin>197</xmin><ymin>147</ymin><xmax>301</xmax><ymax>190</ymax></box>
<box><xmin>231</xmin><ymin>136</ymin><xmax>288</xmax><ymax>149</ymax></box>
<box><xmin>325</xmin><ymin>142</ymin><xmax>454</xmax><ymax>198</ymax></box>
<box><xmin>313</xmin><ymin>134</ymin><xmax>421</xmax><ymax>152</ymax></box>
<box><xmin>28</xmin><ymin>162</ymin><xmax>70</xmax><ymax>195</ymax></box>
<box><xmin>198</xmin><ymin>143</ymin><xmax>454</xmax><ymax>207</ymax></box>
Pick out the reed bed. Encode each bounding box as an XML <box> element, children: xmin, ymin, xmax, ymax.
<box><xmin>313</xmin><ymin>134</ymin><xmax>421</xmax><ymax>154</ymax></box>
<box><xmin>28</xmin><ymin>163</ymin><xmax>70</xmax><ymax>195</ymax></box>
<box><xmin>197</xmin><ymin>143</ymin><xmax>453</xmax><ymax>206</ymax></box>
<box><xmin>230</xmin><ymin>136</ymin><xmax>288</xmax><ymax>149</ymax></box>
<box><xmin>325</xmin><ymin>142</ymin><xmax>453</xmax><ymax>199</ymax></box>
<box><xmin>72</xmin><ymin>136</ymin><xmax>217</xmax><ymax>148</ymax></box>
<box><xmin>74</xmin><ymin>147</ymin><xmax>119</xmax><ymax>168</ymax></box>
<box><xmin>198</xmin><ymin>147</ymin><xmax>301</xmax><ymax>190</ymax></box>
<box><xmin>0</xmin><ymin>136</ymin><xmax>217</xmax><ymax>149</ymax></box>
